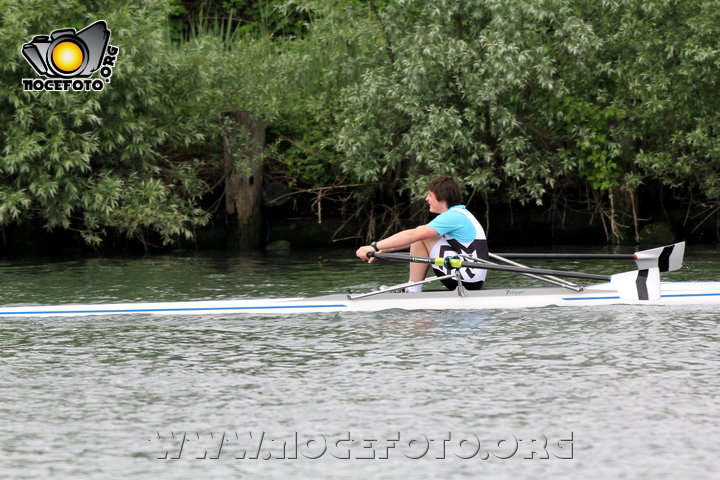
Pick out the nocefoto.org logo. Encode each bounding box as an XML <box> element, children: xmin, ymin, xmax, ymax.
<box><xmin>21</xmin><ymin>20</ymin><xmax>119</xmax><ymax>92</ymax></box>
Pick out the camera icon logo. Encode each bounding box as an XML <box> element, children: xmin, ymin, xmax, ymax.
<box><xmin>22</xmin><ymin>20</ymin><xmax>110</xmax><ymax>78</ymax></box>
<box><xmin>21</xmin><ymin>20</ymin><xmax>119</xmax><ymax>92</ymax></box>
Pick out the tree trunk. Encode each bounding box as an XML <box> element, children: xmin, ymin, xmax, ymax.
<box><xmin>222</xmin><ymin>111</ymin><xmax>266</xmax><ymax>250</ymax></box>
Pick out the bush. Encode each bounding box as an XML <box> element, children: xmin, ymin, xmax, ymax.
<box><xmin>0</xmin><ymin>0</ymin><xmax>213</xmax><ymax>247</ymax></box>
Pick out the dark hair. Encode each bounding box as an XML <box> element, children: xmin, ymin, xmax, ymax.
<box><xmin>428</xmin><ymin>176</ymin><xmax>461</xmax><ymax>207</ymax></box>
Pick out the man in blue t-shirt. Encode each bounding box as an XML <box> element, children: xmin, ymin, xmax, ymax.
<box><xmin>355</xmin><ymin>176</ymin><xmax>488</xmax><ymax>292</ymax></box>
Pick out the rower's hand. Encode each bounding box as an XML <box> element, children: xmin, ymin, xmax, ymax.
<box><xmin>356</xmin><ymin>246</ymin><xmax>377</xmax><ymax>263</ymax></box>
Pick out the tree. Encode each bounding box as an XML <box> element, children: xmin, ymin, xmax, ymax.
<box><xmin>333</xmin><ymin>0</ymin><xmax>720</xmax><ymax>242</ymax></box>
<box><xmin>0</xmin><ymin>0</ymin><xmax>213</xmax><ymax>247</ymax></box>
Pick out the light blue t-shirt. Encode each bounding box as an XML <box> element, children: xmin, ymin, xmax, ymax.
<box><xmin>427</xmin><ymin>205</ymin><xmax>478</xmax><ymax>243</ymax></box>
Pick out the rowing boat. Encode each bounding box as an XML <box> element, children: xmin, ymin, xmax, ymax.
<box><xmin>1</xmin><ymin>281</ymin><xmax>718</xmax><ymax>317</ymax></box>
<box><xmin>0</xmin><ymin>242</ymin><xmax>718</xmax><ymax>317</ymax></box>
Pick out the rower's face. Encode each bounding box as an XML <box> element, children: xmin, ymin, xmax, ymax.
<box><xmin>425</xmin><ymin>191</ymin><xmax>447</xmax><ymax>214</ymax></box>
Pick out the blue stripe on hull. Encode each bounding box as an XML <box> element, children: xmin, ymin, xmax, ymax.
<box><xmin>562</xmin><ymin>292</ymin><xmax>720</xmax><ymax>301</ymax></box>
<box><xmin>562</xmin><ymin>296</ymin><xmax>621</xmax><ymax>301</ymax></box>
<box><xmin>661</xmin><ymin>293</ymin><xmax>720</xmax><ymax>298</ymax></box>
<box><xmin>0</xmin><ymin>304</ymin><xmax>349</xmax><ymax>315</ymax></box>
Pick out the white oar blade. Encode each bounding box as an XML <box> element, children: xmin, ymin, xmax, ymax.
<box><xmin>634</xmin><ymin>242</ymin><xmax>685</xmax><ymax>272</ymax></box>
<box><xmin>611</xmin><ymin>268</ymin><xmax>661</xmax><ymax>301</ymax></box>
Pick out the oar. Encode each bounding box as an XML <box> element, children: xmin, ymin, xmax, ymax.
<box><xmin>496</xmin><ymin>253</ymin><xmax>633</xmax><ymax>259</ymax></box>
<box><xmin>486</xmin><ymin>253</ymin><xmax>582</xmax><ymax>291</ymax></box>
<box><xmin>450</xmin><ymin>252</ymin><xmax>582</xmax><ymax>290</ymax></box>
<box><xmin>369</xmin><ymin>252</ymin><xmax>609</xmax><ymax>282</ymax></box>
<box><xmin>496</xmin><ymin>242</ymin><xmax>685</xmax><ymax>272</ymax></box>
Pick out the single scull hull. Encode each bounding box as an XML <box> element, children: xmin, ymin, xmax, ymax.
<box><xmin>1</xmin><ymin>281</ymin><xmax>719</xmax><ymax>317</ymax></box>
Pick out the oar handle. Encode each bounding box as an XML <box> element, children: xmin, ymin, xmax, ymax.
<box><xmin>369</xmin><ymin>252</ymin><xmax>432</xmax><ymax>264</ymax></box>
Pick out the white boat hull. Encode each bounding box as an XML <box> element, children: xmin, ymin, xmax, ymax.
<box><xmin>1</xmin><ymin>281</ymin><xmax>719</xmax><ymax>317</ymax></box>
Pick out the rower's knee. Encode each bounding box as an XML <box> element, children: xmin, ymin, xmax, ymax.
<box><xmin>409</xmin><ymin>241</ymin><xmax>424</xmax><ymax>255</ymax></box>
<box><xmin>410</xmin><ymin>239</ymin><xmax>434</xmax><ymax>257</ymax></box>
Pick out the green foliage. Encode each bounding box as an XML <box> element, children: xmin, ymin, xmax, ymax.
<box><xmin>3</xmin><ymin>0</ymin><xmax>720</xmax><ymax>248</ymax></box>
<box><xmin>605</xmin><ymin>0</ymin><xmax>720</xmax><ymax>201</ymax></box>
<box><xmin>168</xmin><ymin>0</ymin><xmax>311</xmax><ymax>39</ymax></box>
<box><xmin>556</xmin><ymin>97</ymin><xmax>626</xmax><ymax>191</ymax></box>
<box><xmin>334</xmin><ymin>0</ymin><xmax>603</xmax><ymax>204</ymax></box>
<box><xmin>184</xmin><ymin>1</ymin><xmax>382</xmax><ymax>189</ymax></box>
<box><xmin>0</xmin><ymin>0</ymin><xmax>212</xmax><ymax>246</ymax></box>
<box><xmin>327</xmin><ymin>0</ymin><xmax>720</xmax><ymax>233</ymax></box>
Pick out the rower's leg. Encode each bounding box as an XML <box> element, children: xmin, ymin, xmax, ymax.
<box><xmin>407</xmin><ymin>239</ymin><xmax>435</xmax><ymax>292</ymax></box>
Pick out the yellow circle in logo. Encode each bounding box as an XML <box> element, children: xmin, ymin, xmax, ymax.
<box><xmin>52</xmin><ymin>41</ymin><xmax>83</xmax><ymax>73</ymax></box>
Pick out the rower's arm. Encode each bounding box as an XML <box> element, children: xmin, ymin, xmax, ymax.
<box><xmin>375</xmin><ymin>225</ymin><xmax>439</xmax><ymax>252</ymax></box>
<box><xmin>356</xmin><ymin>226</ymin><xmax>440</xmax><ymax>262</ymax></box>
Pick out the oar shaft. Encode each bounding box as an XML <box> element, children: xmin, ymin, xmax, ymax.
<box><xmin>497</xmin><ymin>253</ymin><xmax>634</xmax><ymax>260</ymax></box>
<box><xmin>370</xmin><ymin>253</ymin><xmax>609</xmax><ymax>281</ymax></box>
<box><xmin>488</xmin><ymin>253</ymin><xmax>581</xmax><ymax>290</ymax></box>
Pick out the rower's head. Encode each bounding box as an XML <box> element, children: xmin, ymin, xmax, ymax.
<box><xmin>426</xmin><ymin>176</ymin><xmax>461</xmax><ymax>213</ymax></box>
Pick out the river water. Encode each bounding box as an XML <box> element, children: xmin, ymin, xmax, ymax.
<box><xmin>1</xmin><ymin>247</ymin><xmax>719</xmax><ymax>479</ymax></box>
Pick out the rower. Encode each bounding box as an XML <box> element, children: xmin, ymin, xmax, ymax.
<box><xmin>355</xmin><ymin>176</ymin><xmax>488</xmax><ymax>292</ymax></box>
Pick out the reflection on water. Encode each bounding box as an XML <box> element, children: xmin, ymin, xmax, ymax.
<box><xmin>1</xmin><ymin>247</ymin><xmax>719</xmax><ymax>479</ymax></box>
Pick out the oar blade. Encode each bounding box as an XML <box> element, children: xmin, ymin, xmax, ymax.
<box><xmin>611</xmin><ymin>268</ymin><xmax>661</xmax><ymax>301</ymax></box>
<box><xmin>634</xmin><ymin>242</ymin><xmax>685</xmax><ymax>272</ymax></box>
